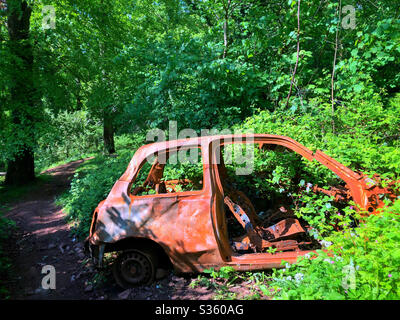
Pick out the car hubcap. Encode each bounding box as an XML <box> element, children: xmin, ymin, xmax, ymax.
<box><xmin>119</xmin><ymin>251</ymin><xmax>152</xmax><ymax>285</ymax></box>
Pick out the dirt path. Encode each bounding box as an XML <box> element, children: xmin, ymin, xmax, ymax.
<box><xmin>4</xmin><ymin>159</ymin><xmax>97</xmax><ymax>299</ymax></box>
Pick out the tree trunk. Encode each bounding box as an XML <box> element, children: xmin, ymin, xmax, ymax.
<box><xmin>5</xmin><ymin>149</ymin><xmax>35</xmax><ymax>185</ymax></box>
<box><xmin>286</xmin><ymin>0</ymin><xmax>301</xmax><ymax>108</ymax></box>
<box><xmin>222</xmin><ymin>0</ymin><xmax>231</xmax><ymax>59</ymax></box>
<box><xmin>5</xmin><ymin>0</ymin><xmax>35</xmax><ymax>185</ymax></box>
<box><xmin>103</xmin><ymin>110</ymin><xmax>115</xmax><ymax>154</ymax></box>
<box><xmin>331</xmin><ymin>0</ymin><xmax>342</xmax><ymax>135</ymax></box>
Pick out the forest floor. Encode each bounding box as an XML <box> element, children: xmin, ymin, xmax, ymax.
<box><xmin>3</xmin><ymin>159</ymin><xmax>257</xmax><ymax>300</ymax></box>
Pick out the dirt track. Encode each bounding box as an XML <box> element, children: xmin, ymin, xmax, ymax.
<box><xmin>4</xmin><ymin>159</ymin><xmax>97</xmax><ymax>299</ymax></box>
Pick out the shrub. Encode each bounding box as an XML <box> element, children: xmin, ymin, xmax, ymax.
<box><xmin>238</xmin><ymin>93</ymin><xmax>400</xmax><ymax>178</ymax></box>
<box><xmin>36</xmin><ymin>110</ymin><xmax>103</xmax><ymax>172</ymax></box>
<box><xmin>267</xmin><ymin>199</ymin><xmax>400</xmax><ymax>300</ymax></box>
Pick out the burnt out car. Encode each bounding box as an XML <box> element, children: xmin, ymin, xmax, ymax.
<box><xmin>85</xmin><ymin>134</ymin><xmax>397</xmax><ymax>287</ymax></box>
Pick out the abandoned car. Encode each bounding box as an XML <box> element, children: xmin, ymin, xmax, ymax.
<box><xmin>85</xmin><ymin>134</ymin><xmax>397</xmax><ymax>287</ymax></box>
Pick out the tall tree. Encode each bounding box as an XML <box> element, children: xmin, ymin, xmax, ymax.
<box><xmin>4</xmin><ymin>0</ymin><xmax>35</xmax><ymax>185</ymax></box>
<box><xmin>53</xmin><ymin>0</ymin><xmax>134</xmax><ymax>154</ymax></box>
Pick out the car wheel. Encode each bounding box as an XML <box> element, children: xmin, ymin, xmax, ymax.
<box><xmin>113</xmin><ymin>249</ymin><xmax>157</xmax><ymax>288</ymax></box>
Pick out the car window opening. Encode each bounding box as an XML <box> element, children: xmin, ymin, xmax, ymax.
<box><xmin>130</xmin><ymin>147</ymin><xmax>204</xmax><ymax>196</ymax></box>
<box><xmin>217</xmin><ymin>142</ymin><xmax>325</xmax><ymax>255</ymax></box>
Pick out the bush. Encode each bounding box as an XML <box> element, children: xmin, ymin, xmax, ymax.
<box><xmin>36</xmin><ymin>110</ymin><xmax>103</xmax><ymax>172</ymax></box>
<box><xmin>238</xmin><ymin>93</ymin><xmax>400</xmax><ymax>178</ymax></box>
<box><xmin>267</xmin><ymin>199</ymin><xmax>400</xmax><ymax>300</ymax></box>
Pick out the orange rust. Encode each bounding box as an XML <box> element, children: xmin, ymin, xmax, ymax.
<box><xmin>86</xmin><ymin>134</ymin><xmax>397</xmax><ymax>273</ymax></box>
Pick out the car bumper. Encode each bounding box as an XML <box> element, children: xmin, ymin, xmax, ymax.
<box><xmin>84</xmin><ymin>236</ymin><xmax>105</xmax><ymax>268</ymax></box>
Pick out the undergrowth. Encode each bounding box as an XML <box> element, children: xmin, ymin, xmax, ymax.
<box><xmin>0</xmin><ymin>209</ymin><xmax>16</xmax><ymax>299</ymax></box>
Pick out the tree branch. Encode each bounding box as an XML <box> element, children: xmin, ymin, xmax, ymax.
<box><xmin>331</xmin><ymin>0</ymin><xmax>341</xmax><ymax>135</ymax></box>
<box><xmin>286</xmin><ymin>0</ymin><xmax>301</xmax><ymax>108</ymax></box>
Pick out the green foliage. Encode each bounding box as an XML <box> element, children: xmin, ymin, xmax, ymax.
<box><xmin>230</xmin><ymin>93</ymin><xmax>400</xmax><ymax>240</ymax></box>
<box><xmin>225</xmin><ymin>146</ymin><xmax>306</xmax><ymax>201</ymax></box>
<box><xmin>192</xmin><ymin>267</ymin><xmax>273</xmax><ymax>300</ymax></box>
<box><xmin>191</xmin><ymin>267</ymin><xmax>241</xmax><ymax>300</ymax></box>
<box><xmin>0</xmin><ymin>210</ymin><xmax>16</xmax><ymax>299</ymax></box>
<box><xmin>294</xmin><ymin>193</ymin><xmax>353</xmax><ymax>235</ymax></box>
<box><xmin>161</xmin><ymin>149</ymin><xmax>204</xmax><ymax>191</ymax></box>
<box><xmin>268</xmin><ymin>199</ymin><xmax>400</xmax><ymax>300</ymax></box>
<box><xmin>2</xmin><ymin>0</ymin><xmax>400</xmax><ymax>177</ymax></box>
<box><xmin>36</xmin><ymin>110</ymin><xmax>103</xmax><ymax>172</ymax></box>
<box><xmin>239</xmin><ymin>94</ymin><xmax>400</xmax><ymax>178</ymax></box>
<box><xmin>203</xmin><ymin>266</ymin><xmax>239</xmax><ymax>284</ymax></box>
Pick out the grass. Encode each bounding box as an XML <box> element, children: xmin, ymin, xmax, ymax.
<box><xmin>35</xmin><ymin>152</ymin><xmax>98</xmax><ymax>174</ymax></box>
<box><xmin>69</xmin><ymin>154</ymin><xmax>111</xmax><ymax>176</ymax></box>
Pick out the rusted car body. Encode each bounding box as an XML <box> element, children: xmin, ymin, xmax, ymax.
<box><xmin>86</xmin><ymin>134</ymin><xmax>396</xmax><ymax>286</ymax></box>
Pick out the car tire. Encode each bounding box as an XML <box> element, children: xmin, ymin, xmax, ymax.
<box><xmin>113</xmin><ymin>248</ymin><xmax>158</xmax><ymax>288</ymax></box>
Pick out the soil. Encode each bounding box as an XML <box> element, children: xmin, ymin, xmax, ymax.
<box><xmin>3</xmin><ymin>159</ymin><xmax>259</xmax><ymax>300</ymax></box>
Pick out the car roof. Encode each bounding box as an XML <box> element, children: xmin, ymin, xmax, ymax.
<box><xmin>119</xmin><ymin>134</ymin><xmax>314</xmax><ymax>182</ymax></box>
<box><xmin>137</xmin><ymin>133</ymin><xmax>292</xmax><ymax>152</ymax></box>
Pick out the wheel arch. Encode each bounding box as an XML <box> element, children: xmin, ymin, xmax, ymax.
<box><xmin>105</xmin><ymin>237</ymin><xmax>173</xmax><ymax>270</ymax></box>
